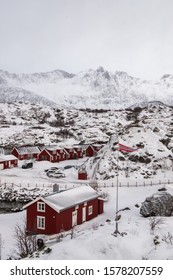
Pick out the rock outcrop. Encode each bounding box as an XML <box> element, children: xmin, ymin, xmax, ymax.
<box><xmin>140</xmin><ymin>192</ymin><xmax>173</xmax><ymax>217</ymax></box>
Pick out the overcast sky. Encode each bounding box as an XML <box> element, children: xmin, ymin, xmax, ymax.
<box><xmin>0</xmin><ymin>0</ymin><xmax>173</xmax><ymax>79</ymax></box>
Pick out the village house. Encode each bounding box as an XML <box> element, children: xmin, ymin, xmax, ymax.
<box><xmin>64</xmin><ymin>147</ymin><xmax>77</xmax><ymax>160</ymax></box>
<box><xmin>83</xmin><ymin>145</ymin><xmax>97</xmax><ymax>157</ymax></box>
<box><xmin>38</xmin><ymin>146</ymin><xmax>68</xmax><ymax>162</ymax></box>
<box><xmin>0</xmin><ymin>155</ymin><xmax>18</xmax><ymax>170</ymax></box>
<box><xmin>73</xmin><ymin>146</ymin><xmax>84</xmax><ymax>158</ymax></box>
<box><xmin>78</xmin><ymin>165</ymin><xmax>88</xmax><ymax>180</ymax></box>
<box><xmin>23</xmin><ymin>185</ymin><xmax>104</xmax><ymax>235</ymax></box>
<box><xmin>11</xmin><ymin>146</ymin><xmax>40</xmax><ymax>160</ymax></box>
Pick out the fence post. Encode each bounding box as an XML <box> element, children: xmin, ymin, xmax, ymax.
<box><xmin>127</xmin><ymin>182</ymin><xmax>129</xmax><ymax>187</ymax></box>
<box><xmin>143</xmin><ymin>181</ymin><xmax>145</xmax><ymax>187</ymax></box>
<box><xmin>168</xmin><ymin>179</ymin><xmax>170</xmax><ymax>184</ymax></box>
<box><xmin>136</xmin><ymin>181</ymin><xmax>137</xmax><ymax>187</ymax></box>
<box><xmin>159</xmin><ymin>180</ymin><xmax>161</xmax><ymax>185</ymax></box>
<box><xmin>151</xmin><ymin>181</ymin><xmax>152</xmax><ymax>186</ymax></box>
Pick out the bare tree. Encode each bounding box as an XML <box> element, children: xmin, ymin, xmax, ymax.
<box><xmin>162</xmin><ymin>232</ymin><xmax>173</xmax><ymax>245</ymax></box>
<box><xmin>14</xmin><ymin>219</ymin><xmax>37</xmax><ymax>258</ymax></box>
<box><xmin>149</xmin><ymin>217</ymin><xmax>163</xmax><ymax>234</ymax></box>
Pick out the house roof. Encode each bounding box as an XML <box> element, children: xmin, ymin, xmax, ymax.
<box><xmin>13</xmin><ymin>146</ymin><xmax>40</xmax><ymax>155</ymax></box>
<box><xmin>0</xmin><ymin>155</ymin><xmax>18</xmax><ymax>162</ymax></box>
<box><xmin>23</xmin><ymin>185</ymin><xmax>99</xmax><ymax>213</ymax></box>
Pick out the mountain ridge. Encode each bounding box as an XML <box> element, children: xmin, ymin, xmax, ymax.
<box><xmin>0</xmin><ymin>67</ymin><xmax>173</xmax><ymax>109</ymax></box>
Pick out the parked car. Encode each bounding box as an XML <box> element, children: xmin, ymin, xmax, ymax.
<box><xmin>22</xmin><ymin>161</ymin><xmax>33</xmax><ymax>169</ymax></box>
<box><xmin>64</xmin><ymin>165</ymin><xmax>75</xmax><ymax>170</ymax></box>
<box><xmin>44</xmin><ymin>167</ymin><xmax>60</xmax><ymax>172</ymax></box>
<box><xmin>48</xmin><ymin>171</ymin><xmax>65</xmax><ymax>178</ymax></box>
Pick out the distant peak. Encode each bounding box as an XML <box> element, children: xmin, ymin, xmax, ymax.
<box><xmin>96</xmin><ymin>66</ymin><xmax>105</xmax><ymax>73</ymax></box>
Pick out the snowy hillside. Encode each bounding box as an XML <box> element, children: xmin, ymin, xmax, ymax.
<box><xmin>0</xmin><ymin>101</ymin><xmax>173</xmax><ymax>182</ymax></box>
<box><xmin>0</xmin><ymin>67</ymin><xmax>173</xmax><ymax>109</ymax></box>
<box><xmin>1</xmin><ymin>102</ymin><xmax>173</xmax><ymax>260</ymax></box>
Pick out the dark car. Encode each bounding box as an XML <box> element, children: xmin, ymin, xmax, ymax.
<box><xmin>22</xmin><ymin>162</ymin><xmax>33</xmax><ymax>169</ymax></box>
<box><xmin>44</xmin><ymin>167</ymin><xmax>60</xmax><ymax>172</ymax></box>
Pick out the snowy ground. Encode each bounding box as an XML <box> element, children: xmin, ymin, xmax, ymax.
<box><xmin>1</xmin><ymin>183</ymin><xmax>173</xmax><ymax>260</ymax></box>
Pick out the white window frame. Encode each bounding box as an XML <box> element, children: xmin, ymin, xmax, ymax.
<box><xmin>37</xmin><ymin>216</ymin><xmax>45</xmax><ymax>229</ymax></box>
<box><xmin>37</xmin><ymin>202</ymin><xmax>45</xmax><ymax>212</ymax></box>
<box><xmin>88</xmin><ymin>205</ymin><xmax>93</xmax><ymax>215</ymax></box>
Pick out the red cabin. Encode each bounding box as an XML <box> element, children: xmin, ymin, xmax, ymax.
<box><xmin>0</xmin><ymin>155</ymin><xmax>18</xmax><ymax>170</ymax></box>
<box><xmin>23</xmin><ymin>185</ymin><xmax>104</xmax><ymax>235</ymax></box>
<box><xmin>64</xmin><ymin>147</ymin><xmax>77</xmax><ymax>160</ymax></box>
<box><xmin>11</xmin><ymin>146</ymin><xmax>40</xmax><ymax>160</ymax></box>
<box><xmin>78</xmin><ymin>166</ymin><xmax>87</xmax><ymax>180</ymax></box>
<box><xmin>38</xmin><ymin>149</ymin><xmax>55</xmax><ymax>162</ymax></box>
<box><xmin>73</xmin><ymin>146</ymin><xmax>83</xmax><ymax>158</ymax></box>
<box><xmin>85</xmin><ymin>145</ymin><xmax>97</xmax><ymax>157</ymax></box>
<box><xmin>38</xmin><ymin>146</ymin><xmax>67</xmax><ymax>162</ymax></box>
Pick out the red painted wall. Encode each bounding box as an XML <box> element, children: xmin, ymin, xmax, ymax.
<box><xmin>74</xmin><ymin>148</ymin><xmax>83</xmax><ymax>158</ymax></box>
<box><xmin>85</xmin><ymin>146</ymin><xmax>96</xmax><ymax>157</ymax></box>
<box><xmin>26</xmin><ymin>199</ymin><xmax>57</xmax><ymax>234</ymax></box>
<box><xmin>78</xmin><ymin>172</ymin><xmax>87</xmax><ymax>180</ymax></box>
<box><xmin>38</xmin><ymin>150</ymin><xmax>52</xmax><ymax>162</ymax></box>
<box><xmin>26</xmin><ymin>198</ymin><xmax>102</xmax><ymax>235</ymax></box>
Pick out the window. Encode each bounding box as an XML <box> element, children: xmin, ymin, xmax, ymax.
<box><xmin>37</xmin><ymin>216</ymin><xmax>45</xmax><ymax>229</ymax></box>
<box><xmin>37</xmin><ymin>202</ymin><xmax>45</xmax><ymax>212</ymax></box>
<box><xmin>88</xmin><ymin>206</ymin><xmax>93</xmax><ymax>215</ymax></box>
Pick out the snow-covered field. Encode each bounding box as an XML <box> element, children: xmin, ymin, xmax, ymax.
<box><xmin>1</xmin><ymin>183</ymin><xmax>173</xmax><ymax>260</ymax></box>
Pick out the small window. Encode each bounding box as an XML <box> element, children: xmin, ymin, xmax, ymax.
<box><xmin>88</xmin><ymin>206</ymin><xmax>93</xmax><ymax>215</ymax></box>
<box><xmin>37</xmin><ymin>216</ymin><xmax>45</xmax><ymax>229</ymax></box>
<box><xmin>37</xmin><ymin>202</ymin><xmax>45</xmax><ymax>212</ymax></box>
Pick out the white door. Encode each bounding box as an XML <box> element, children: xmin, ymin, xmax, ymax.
<box><xmin>82</xmin><ymin>207</ymin><xmax>86</xmax><ymax>222</ymax></box>
<box><xmin>72</xmin><ymin>210</ymin><xmax>77</xmax><ymax>227</ymax></box>
<box><xmin>0</xmin><ymin>163</ymin><xmax>3</xmax><ymax>170</ymax></box>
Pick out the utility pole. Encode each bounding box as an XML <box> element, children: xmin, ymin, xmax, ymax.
<box><xmin>112</xmin><ymin>133</ymin><xmax>121</xmax><ymax>236</ymax></box>
<box><xmin>113</xmin><ymin>141</ymin><xmax>121</xmax><ymax>236</ymax></box>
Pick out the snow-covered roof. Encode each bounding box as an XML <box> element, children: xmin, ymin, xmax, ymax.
<box><xmin>14</xmin><ymin>146</ymin><xmax>40</xmax><ymax>155</ymax></box>
<box><xmin>0</xmin><ymin>155</ymin><xmax>18</xmax><ymax>161</ymax></box>
<box><xmin>24</xmin><ymin>185</ymin><xmax>99</xmax><ymax>213</ymax></box>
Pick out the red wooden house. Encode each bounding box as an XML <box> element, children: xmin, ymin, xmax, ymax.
<box><xmin>23</xmin><ymin>185</ymin><xmax>104</xmax><ymax>235</ymax></box>
<box><xmin>73</xmin><ymin>146</ymin><xmax>83</xmax><ymax>158</ymax></box>
<box><xmin>38</xmin><ymin>146</ymin><xmax>67</xmax><ymax>162</ymax></box>
<box><xmin>37</xmin><ymin>149</ymin><xmax>56</xmax><ymax>162</ymax></box>
<box><xmin>56</xmin><ymin>148</ymin><xmax>67</xmax><ymax>161</ymax></box>
<box><xmin>0</xmin><ymin>155</ymin><xmax>18</xmax><ymax>170</ymax></box>
<box><xmin>64</xmin><ymin>147</ymin><xmax>77</xmax><ymax>160</ymax></box>
<box><xmin>11</xmin><ymin>146</ymin><xmax>40</xmax><ymax>160</ymax></box>
<box><xmin>78</xmin><ymin>165</ymin><xmax>88</xmax><ymax>180</ymax></box>
<box><xmin>83</xmin><ymin>145</ymin><xmax>97</xmax><ymax>157</ymax></box>
<box><xmin>38</xmin><ymin>146</ymin><xmax>60</xmax><ymax>162</ymax></box>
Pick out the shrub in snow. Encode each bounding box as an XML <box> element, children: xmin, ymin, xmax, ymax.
<box><xmin>140</xmin><ymin>192</ymin><xmax>173</xmax><ymax>217</ymax></box>
<box><xmin>162</xmin><ymin>232</ymin><xmax>173</xmax><ymax>245</ymax></box>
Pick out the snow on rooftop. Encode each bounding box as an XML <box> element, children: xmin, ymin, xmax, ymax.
<box><xmin>14</xmin><ymin>146</ymin><xmax>40</xmax><ymax>154</ymax></box>
<box><xmin>45</xmin><ymin>185</ymin><xmax>99</xmax><ymax>212</ymax></box>
<box><xmin>0</xmin><ymin>154</ymin><xmax>18</xmax><ymax>161</ymax></box>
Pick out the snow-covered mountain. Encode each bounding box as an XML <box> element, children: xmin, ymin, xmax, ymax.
<box><xmin>0</xmin><ymin>67</ymin><xmax>173</xmax><ymax>109</ymax></box>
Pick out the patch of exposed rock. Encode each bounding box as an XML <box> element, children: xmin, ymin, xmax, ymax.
<box><xmin>140</xmin><ymin>192</ymin><xmax>173</xmax><ymax>217</ymax></box>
